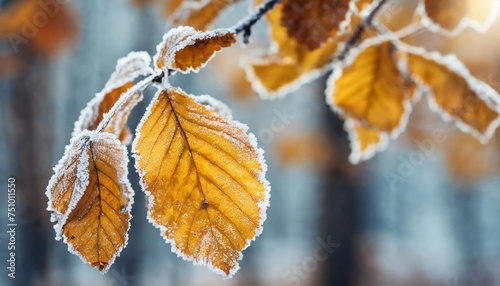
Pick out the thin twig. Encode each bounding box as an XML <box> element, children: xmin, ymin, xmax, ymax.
<box><xmin>232</xmin><ymin>0</ymin><xmax>282</xmax><ymax>43</ymax></box>
<box><xmin>335</xmin><ymin>0</ymin><xmax>389</xmax><ymax>62</ymax></box>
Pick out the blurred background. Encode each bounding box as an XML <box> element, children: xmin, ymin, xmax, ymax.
<box><xmin>1</xmin><ymin>0</ymin><xmax>500</xmax><ymax>285</ymax></box>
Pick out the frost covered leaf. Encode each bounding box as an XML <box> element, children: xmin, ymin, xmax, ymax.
<box><xmin>327</xmin><ymin>41</ymin><xmax>410</xmax><ymax>134</ymax></box>
<box><xmin>281</xmin><ymin>0</ymin><xmax>351</xmax><ymax>50</ymax></box>
<box><xmin>170</xmin><ymin>0</ymin><xmax>243</xmax><ymax>30</ymax></box>
<box><xmin>133</xmin><ymin>87</ymin><xmax>269</xmax><ymax>277</ymax></box>
<box><xmin>73</xmin><ymin>52</ymin><xmax>152</xmax><ymax>144</ymax></box>
<box><xmin>421</xmin><ymin>0</ymin><xmax>499</xmax><ymax>34</ymax></box>
<box><xmin>155</xmin><ymin>26</ymin><xmax>236</xmax><ymax>73</ymax></box>
<box><xmin>245</xmin><ymin>0</ymin><xmax>358</xmax><ymax>98</ymax></box>
<box><xmin>403</xmin><ymin>47</ymin><xmax>500</xmax><ymax>142</ymax></box>
<box><xmin>244</xmin><ymin>59</ymin><xmax>303</xmax><ymax>95</ymax></box>
<box><xmin>345</xmin><ymin>119</ymin><xmax>389</xmax><ymax>164</ymax></box>
<box><xmin>46</xmin><ymin>130</ymin><xmax>134</xmax><ymax>272</ymax></box>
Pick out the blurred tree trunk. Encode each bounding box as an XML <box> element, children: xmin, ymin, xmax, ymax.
<box><xmin>10</xmin><ymin>51</ymin><xmax>53</xmax><ymax>285</ymax></box>
<box><xmin>318</xmin><ymin>83</ymin><xmax>363</xmax><ymax>286</ymax></box>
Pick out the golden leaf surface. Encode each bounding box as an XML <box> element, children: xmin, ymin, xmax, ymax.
<box><xmin>281</xmin><ymin>0</ymin><xmax>351</xmax><ymax>50</ymax></box>
<box><xmin>46</xmin><ymin>131</ymin><xmax>133</xmax><ymax>272</ymax></box>
<box><xmin>133</xmin><ymin>87</ymin><xmax>269</xmax><ymax>277</ymax></box>
<box><xmin>404</xmin><ymin>49</ymin><xmax>500</xmax><ymax>141</ymax></box>
<box><xmin>155</xmin><ymin>26</ymin><xmax>236</xmax><ymax>73</ymax></box>
<box><xmin>345</xmin><ymin>119</ymin><xmax>388</xmax><ymax>164</ymax></box>
<box><xmin>327</xmin><ymin>41</ymin><xmax>410</xmax><ymax>134</ymax></box>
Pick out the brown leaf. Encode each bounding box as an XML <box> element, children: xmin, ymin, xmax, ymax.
<box><xmin>281</xmin><ymin>0</ymin><xmax>351</xmax><ymax>50</ymax></box>
<box><xmin>246</xmin><ymin>1</ymin><xmax>366</xmax><ymax>97</ymax></box>
<box><xmin>133</xmin><ymin>87</ymin><xmax>269</xmax><ymax>277</ymax></box>
<box><xmin>46</xmin><ymin>131</ymin><xmax>133</xmax><ymax>272</ymax></box>
<box><xmin>155</xmin><ymin>26</ymin><xmax>236</xmax><ymax>73</ymax></box>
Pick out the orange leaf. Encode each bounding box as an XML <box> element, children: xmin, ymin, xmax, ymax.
<box><xmin>46</xmin><ymin>130</ymin><xmax>134</xmax><ymax>272</ymax></box>
<box><xmin>155</xmin><ymin>26</ymin><xmax>236</xmax><ymax>73</ymax></box>
<box><xmin>281</xmin><ymin>0</ymin><xmax>351</xmax><ymax>50</ymax></box>
<box><xmin>327</xmin><ymin>41</ymin><xmax>411</xmax><ymax>134</ymax></box>
<box><xmin>344</xmin><ymin>119</ymin><xmax>389</xmax><ymax>164</ymax></box>
<box><xmin>73</xmin><ymin>52</ymin><xmax>152</xmax><ymax>144</ymax></box>
<box><xmin>0</xmin><ymin>0</ymin><xmax>79</xmax><ymax>57</ymax></box>
<box><xmin>133</xmin><ymin>87</ymin><xmax>269</xmax><ymax>277</ymax></box>
<box><xmin>403</xmin><ymin>46</ymin><xmax>500</xmax><ymax>142</ymax></box>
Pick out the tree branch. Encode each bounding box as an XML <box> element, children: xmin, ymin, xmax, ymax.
<box><xmin>336</xmin><ymin>0</ymin><xmax>389</xmax><ymax>61</ymax></box>
<box><xmin>232</xmin><ymin>0</ymin><xmax>282</xmax><ymax>44</ymax></box>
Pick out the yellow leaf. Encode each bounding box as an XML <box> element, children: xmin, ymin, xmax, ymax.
<box><xmin>403</xmin><ymin>47</ymin><xmax>500</xmax><ymax>142</ymax></box>
<box><xmin>421</xmin><ymin>0</ymin><xmax>498</xmax><ymax>34</ymax></box>
<box><xmin>327</xmin><ymin>41</ymin><xmax>411</xmax><ymax>134</ymax></box>
<box><xmin>133</xmin><ymin>87</ymin><xmax>269</xmax><ymax>277</ymax></box>
<box><xmin>155</xmin><ymin>26</ymin><xmax>236</xmax><ymax>73</ymax></box>
<box><xmin>46</xmin><ymin>131</ymin><xmax>134</xmax><ymax>272</ymax></box>
<box><xmin>344</xmin><ymin>119</ymin><xmax>389</xmax><ymax>164</ymax></box>
<box><xmin>280</xmin><ymin>0</ymin><xmax>351</xmax><ymax>50</ymax></box>
<box><xmin>243</xmin><ymin>58</ymin><xmax>304</xmax><ymax>96</ymax></box>
<box><xmin>74</xmin><ymin>52</ymin><xmax>151</xmax><ymax>144</ymax></box>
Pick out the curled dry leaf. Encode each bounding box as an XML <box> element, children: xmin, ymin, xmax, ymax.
<box><xmin>133</xmin><ymin>86</ymin><xmax>269</xmax><ymax>277</ymax></box>
<box><xmin>401</xmin><ymin>45</ymin><xmax>500</xmax><ymax>142</ymax></box>
<box><xmin>73</xmin><ymin>52</ymin><xmax>152</xmax><ymax>145</ymax></box>
<box><xmin>327</xmin><ymin>41</ymin><xmax>411</xmax><ymax>135</ymax></box>
<box><xmin>155</xmin><ymin>26</ymin><xmax>236</xmax><ymax>73</ymax></box>
<box><xmin>46</xmin><ymin>130</ymin><xmax>134</xmax><ymax>272</ymax></box>
<box><xmin>420</xmin><ymin>0</ymin><xmax>499</xmax><ymax>35</ymax></box>
<box><xmin>344</xmin><ymin>119</ymin><xmax>389</xmax><ymax>164</ymax></box>
<box><xmin>281</xmin><ymin>0</ymin><xmax>351</xmax><ymax>50</ymax></box>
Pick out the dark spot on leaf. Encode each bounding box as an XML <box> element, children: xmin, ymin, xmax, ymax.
<box><xmin>201</xmin><ymin>200</ymin><xmax>209</xmax><ymax>210</ymax></box>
